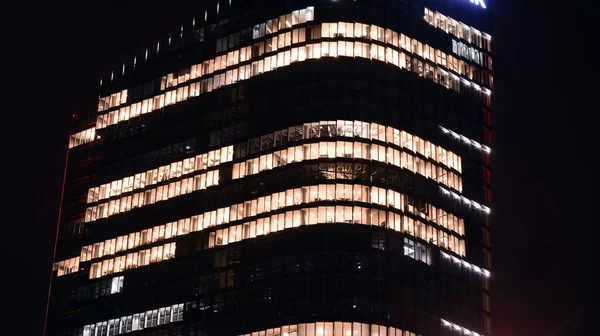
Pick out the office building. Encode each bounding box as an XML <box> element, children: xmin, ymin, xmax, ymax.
<box><xmin>47</xmin><ymin>1</ymin><xmax>493</xmax><ymax>336</ymax></box>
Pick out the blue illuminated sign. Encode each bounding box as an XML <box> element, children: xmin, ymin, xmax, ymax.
<box><xmin>467</xmin><ymin>0</ymin><xmax>487</xmax><ymax>9</ymax></box>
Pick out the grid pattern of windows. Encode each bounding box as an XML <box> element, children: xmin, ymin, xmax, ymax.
<box><xmin>424</xmin><ymin>8</ymin><xmax>492</xmax><ymax>53</ymax></box>
<box><xmin>84</xmin><ymin>119</ymin><xmax>463</xmax><ymax>223</ymax></box>
<box><xmin>69</xmin><ymin>128</ymin><xmax>96</xmax><ymax>149</ymax></box>
<box><xmin>404</xmin><ymin>237</ymin><xmax>432</xmax><ymax>265</ymax></box>
<box><xmin>206</xmin><ymin>204</ymin><xmax>466</xmax><ymax>256</ymax></box>
<box><xmin>54</xmin><ymin>256</ymin><xmax>80</xmax><ymax>276</ymax></box>
<box><xmin>86</xmin><ymin>146</ymin><xmax>233</xmax><ymax>203</ymax></box>
<box><xmin>79</xmin><ymin>303</ymin><xmax>183</xmax><ymax>336</ymax></box>
<box><xmin>84</xmin><ymin>169</ymin><xmax>219</xmax><ymax>222</ymax></box>
<box><xmin>92</xmin><ymin>20</ymin><xmax>491</xmax><ymax>133</ymax></box>
<box><xmin>97</xmin><ymin>89</ymin><xmax>128</xmax><ymax>112</ymax></box>
<box><xmin>77</xmin><ymin>276</ymin><xmax>124</xmax><ymax>301</ymax></box>
<box><xmin>79</xmin><ymin>182</ymin><xmax>463</xmax><ymax>262</ymax></box>
<box><xmin>88</xmin><ymin>120</ymin><xmax>460</xmax><ymax>206</ymax></box>
<box><xmin>318</xmin><ymin>21</ymin><xmax>488</xmax><ymax>85</ymax></box>
<box><xmin>452</xmin><ymin>39</ymin><xmax>483</xmax><ymax>66</ymax></box>
<box><xmin>233</xmin><ymin>140</ymin><xmax>462</xmax><ymax>192</ymax></box>
<box><xmin>51</xmin><ymin>3</ymin><xmax>493</xmax><ymax>336</ymax></box>
<box><xmin>238</xmin><ymin>120</ymin><xmax>461</xmax><ymax>172</ymax></box>
<box><xmin>88</xmin><ymin>243</ymin><xmax>175</xmax><ymax>279</ymax></box>
<box><xmin>63</xmin><ymin>182</ymin><xmax>465</xmax><ymax>274</ymax></box>
<box><xmin>95</xmin><ymin>7</ymin><xmax>313</xmax><ymax>113</ymax></box>
<box><xmin>252</xmin><ymin>7</ymin><xmax>314</xmax><ymax>40</ymax></box>
<box><xmin>239</xmin><ymin>322</ymin><xmax>419</xmax><ymax>336</ymax></box>
<box><xmin>81</xmin><ymin>221</ymin><xmax>188</xmax><ymax>262</ymax></box>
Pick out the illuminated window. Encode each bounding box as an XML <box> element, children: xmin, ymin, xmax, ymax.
<box><xmin>96</xmin><ymin>18</ymin><xmax>490</xmax><ymax>131</ymax></box>
<box><xmin>54</xmin><ymin>256</ymin><xmax>80</xmax><ymax>276</ymax></box>
<box><xmin>69</xmin><ymin>128</ymin><xmax>96</xmax><ymax>148</ymax></box>
<box><xmin>240</xmin><ymin>322</ymin><xmax>419</xmax><ymax>336</ymax></box>
<box><xmin>79</xmin><ymin>303</ymin><xmax>184</xmax><ymax>336</ymax></box>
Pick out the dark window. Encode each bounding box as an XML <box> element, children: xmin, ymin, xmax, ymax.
<box><xmin>482</xmin><ymin>167</ymin><xmax>492</xmax><ymax>185</ymax></box>
<box><xmin>372</xmin><ymin>231</ymin><xmax>386</xmax><ymax>250</ymax></box>
<box><xmin>483</xmin><ymin>108</ymin><xmax>492</xmax><ymax>126</ymax></box>
<box><xmin>482</xmin><ymin>152</ymin><xmax>491</xmax><ymax>166</ymax></box>
<box><xmin>484</xmin><ymin>187</ymin><xmax>492</xmax><ymax>204</ymax></box>
<box><xmin>483</xmin><ymin>127</ymin><xmax>493</xmax><ymax>145</ymax></box>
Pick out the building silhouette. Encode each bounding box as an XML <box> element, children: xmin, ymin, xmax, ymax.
<box><xmin>47</xmin><ymin>1</ymin><xmax>493</xmax><ymax>336</ymax></box>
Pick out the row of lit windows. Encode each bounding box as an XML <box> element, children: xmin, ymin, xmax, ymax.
<box><xmin>96</xmin><ymin>6</ymin><xmax>313</xmax><ymax>112</ymax></box>
<box><xmin>233</xmin><ymin>141</ymin><xmax>462</xmax><ymax>192</ymax></box>
<box><xmin>238</xmin><ymin>322</ymin><xmax>419</xmax><ymax>336</ymax></box>
<box><xmin>87</xmin><ymin>146</ymin><xmax>233</xmax><ymax>203</ymax></box>
<box><xmin>84</xmin><ymin>169</ymin><xmax>219</xmax><ymax>222</ymax></box>
<box><xmin>98</xmin><ymin>24</ymin><xmax>306</xmax><ymax>128</ymax></box>
<box><xmin>89</xmin><ymin>242</ymin><xmax>175</xmax><ymax>279</ymax></box>
<box><xmin>79</xmin><ymin>182</ymin><xmax>464</xmax><ymax>263</ymax></box>
<box><xmin>82</xmin><ymin>120</ymin><xmax>463</xmax><ymax>224</ymax></box>
<box><xmin>110</xmin><ymin>17</ymin><xmax>488</xmax><ymax>118</ymax></box>
<box><xmin>252</xmin><ymin>6</ymin><xmax>314</xmax><ymax>39</ymax></box>
<box><xmin>80</xmin><ymin>303</ymin><xmax>184</xmax><ymax>336</ymax></box>
<box><xmin>319</xmin><ymin>21</ymin><xmax>489</xmax><ymax>84</ymax></box>
<box><xmin>154</xmin><ymin>30</ymin><xmax>309</xmax><ymax>91</ymax></box>
<box><xmin>83</xmin><ymin>123</ymin><xmax>464</xmax><ymax>224</ymax></box>
<box><xmin>439</xmin><ymin>186</ymin><xmax>491</xmax><ymax>215</ymax></box>
<box><xmin>93</xmin><ymin>22</ymin><xmax>491</xmax><ymax>132</ymax></box>
<box><xmin>88</xmin><ymin>120</ymin><xmax>460</xmax><ymax>205</ymax></box>
<box><xmin>248</xmin><ymin>121</ymin><xmax>462</xmax><ymax>172</ymax></box>
<box><xmin>439</xmin><ymin>126</ymin><xmax>491</xmax><ymax>154</ymax></box>
<box><xmin>424</xmin><ymin>8</ymin><xmax>492</xmax><ymax>53</ymax></box>
<box><xmin>440</xmin><ymin>252</ymin><xmax>490</xmax><ymax>278</ymax></box>
<box><xmin>441</xmin><ymin>319</ymin><xmax>486</xmax><ymax>336</ymax></box>
<box><xmin>221</xmin><ymin>185</ymin><xmax>465</xmax><ymax>235</ymax></box>
<box><xmin>94</xmin><ymin>37</ymin><xmax>487</xmax><ymax>131</ymax></box>
<box><xmin>164</xmin><ymin>12</ymin><xmax>313</xmax><ymax>90</ymax></box>
<box><xmin>452</xmin><ymin>39</ymin><xmax>485</xmax><ymax>68</ymax></box>
<box><xmin>216</xmin><ymin>16</ymin><xmax>314</xmax><ymax>54</ymax></box>
<box><xmin>163</xmin><ymin>28</ymin><xmax>306</xmax><ymax>92</ymax></box>
<box><xmin>54</xmin><ymin>256</ymin><xmax>80</xmax><ymax>277</ymax></box>
<box><xmin>81</xmin><ymin>221</ymin><xmax>187</xmax><ymax>262</ymax></box>
<box><xmin>97</xmin><ymin>89</ymin><xmax>128</xmax><ymax>113</ymax></box>
<box><xmin>205</xmin><ymin>205</ymin><xmax>466</xmax><ymax>256</ymax></box>
<box><xmin>69</xmin><ymin>128</ymin><xmax>96</xmax><ymax>149</ymax></box>
<box><xmin>97</xmin><ymin>6</ymin><xmax>488</xmax><ymax>109</ymax></box>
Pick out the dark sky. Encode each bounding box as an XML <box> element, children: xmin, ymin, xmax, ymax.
<box><xmin>3</xmin><ymin>0</ymin><xmax>595</xmax><ymax>335</ymax></box>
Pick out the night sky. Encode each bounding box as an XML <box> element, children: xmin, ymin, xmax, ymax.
<box><xmin>4</xmin><ymin>0</ymin><xmax>595</xmax><ymax>335</ymax></box>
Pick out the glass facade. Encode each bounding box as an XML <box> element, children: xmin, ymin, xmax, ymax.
<box><xmin>47</xmin><ymin>1</ymin><xmax>492</xmax><ymax>336</ymax></box>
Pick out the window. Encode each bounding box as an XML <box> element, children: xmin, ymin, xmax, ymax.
<box><xmin>484</xmin><ymin>249</ymin><xmax>492</xmax><ymax>268</ymax></box>
<box><xmin>479</xmin><ymin>316</ymin><xmax>491</xmax><ymax>334</ymax></box>
<box><xmin>110</xmin><ymin>276</ymin><xmax>124</xmax><ymax>294</ymax></box>
<box><xmin>482</xmin><ymin>167</ymin><xmax>491</xmax><ymax>185</ymax></box>
<box><xmin>483</xmin><ymin>293</ymin><xmax>491</xmax><ymax>312</ymax></box>
<box><xmin>483</xmin><ymin>108</ymin><xmax>492</xmax><ymax>126</ymax></box>
<box><xmin>242</xmin><ymin>322</ymin><xmax>418</xmax><ymax>336</ymax></box>
<box><xmin>371</xmin><ymin>231</ymin><xmax>386</xmax><ymax>250</ymax></box>
<box><xmin>89</xmin><ymin>242</ymin><xmax>175</xmax><ymax>279</ymax></box>
<box><xmin>483</xmin><ymin>229</ymin><xmax>491</xmax><ymax>247</ymax></box>
<box><xmin>95</xmin><ymin>17</ymin><xmax>489</xmax><ymax>134</ymax></box>
<box><xmin>231</xmin><ymin>134</ymin><xmax>460</xmax><ymax>190</ymax></box>
<box><xmin>55</xmin><ymin>256</ymin><xmax>80</xmax><ymax>276</ymax></box>
<box><xmin>484</xmin><ymin>187</ymin><xmax>492</xmax><ymax>204</ymax></box>
<box><xmin>80</xmin><ymin>303</ymin><xmax>183</xmax><ymax>336</ymax></box>
<box><xmin>483</xmin><ymin>127</ymin><xmax>493</xmax><ymax>145</ymax></box>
